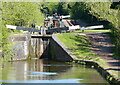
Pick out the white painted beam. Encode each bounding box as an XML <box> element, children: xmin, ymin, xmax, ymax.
<box><xmin>6</xmin><ymin>25</ymin><xmax>17</xmax><ymax>29</ymax></box>
<box><xmin>85</xmin><ymin>25</ymin><xmax>104</xmax><ymax>29</ymax></box>
<box><xmin>6</xmin><ymin>25</ymin><xmax>41</xmax><ymax>32</ymax></box>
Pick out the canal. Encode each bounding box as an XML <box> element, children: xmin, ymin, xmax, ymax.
<box><xmin>0</xmin><ymin>59</ymin><xmax>110</xmax><ymax>84</ymax></box>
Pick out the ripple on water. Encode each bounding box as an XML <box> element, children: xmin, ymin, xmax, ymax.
<box><xmin>0</xmin><ymin>79</ymin><xmax>83</xmax><ymax>83</ymax></box>
<box><xmin>25</xmin><ymin>71</ymin><xmax>58</xmax><ymax>75</ymax></box>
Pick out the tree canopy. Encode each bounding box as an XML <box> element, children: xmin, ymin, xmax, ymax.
<box><xmin>39</xmin><ymin>2</ymin><xmax>69</xmax><ymax>16</ymax></box>
<box><xmin>2</xmin><ymin>2</ymin><xmax>44</xmax><ymax>27</ymax></box>
<box><xmin>69</xmin><ymin>1</ymin><xmax>119</xmax><ymax>56</ymax></box>
<box><xmin>1</xmin><ymin>2</ymin><xmax>45</xmax><ymax>59</ymax></box>
<box><xmin>1</xmin><ymin>1</ymin><xmax>120</xmax><ymax>59</ymax></box>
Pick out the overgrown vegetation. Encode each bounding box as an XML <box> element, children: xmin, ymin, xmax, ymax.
<box><xmin>1</xmin><ymin>23</ymin><xmax>11</xmax><ymax>60</ymax></box>
<box><xmin>2</xmin><ymin>2</ymin><xmax>44</xmax><ymax>27</ymax></box>
<box><xmin>68</xmin><ymin>2</ymin><xmax>119</xmax><ymax>57</ymax></box>
<box><xmin>1</xmin><ymin>2</ymin><xmax>45</xmax><ymax>61</ymax></box>
<box><xmin>39</xmin><ymin>2</ymin><xmax>69</xmax><ymax>16</ymax></box>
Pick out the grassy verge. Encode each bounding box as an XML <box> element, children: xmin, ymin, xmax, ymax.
<box><xmin>73</xmin><ymin>29</ymin><xmax>110</xmax><ymax>33</ymax></box>
<box><xmin>57</xmin><ymin>33</ymin><xmax>94</xmax><ymax>58</ymax></box>
<box><xmin>57</xmin><ymin>33</ymin><xmax>106</xmax><ymax>65</ymax></box>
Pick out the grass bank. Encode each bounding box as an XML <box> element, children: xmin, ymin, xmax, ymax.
<box><xmin>57</xmin><ymin>33</ymin><xmax>107</xmax><ymax>66</ymax></box>
<box><xmin>57</xmin><ymin>30</ymin><xmax>120</xmax><ymax>80</ymax></box>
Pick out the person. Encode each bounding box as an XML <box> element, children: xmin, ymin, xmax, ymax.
<box><xmin>32</xmin><ymin>23</ymin><xmax>36</xmax><ymax>28</ymax></box>
<box><xmin>44</xmin><ymin>15</ymin><xmax>50</xmax><ymax>27</ymax></box>
<box><xmin>54</xmin><ymin>13</ymin><xmax>58</xmax><ymax>19</ymax></box>
<box><xmin>52</xmin><ymin>14</ymin><xmax>56</xmax><ymax>19</ymax></box>
<box><xmin>39</xmin><ymin>26</ymin><xmax>42</xmax><ymax>34</ymax></box>
<box><xmin>31</xmin><ymin>23</ymin><xmax>36</xmax><ymax>34</ymax></box>
<box><xmin>41</xmin><ymin>26</ymin><xmax>46</xmax><ymax>35</ymax></box>
<box><xmin>81</xmin><ymin>26</ymin><xmax>85</xmax><ymax>32</ymax></box>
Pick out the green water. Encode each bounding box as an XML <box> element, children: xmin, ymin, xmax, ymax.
<box><xmin>0</xmin><ymin>59</ymin><xmax>110</xmax><ymax>84</ymax></box>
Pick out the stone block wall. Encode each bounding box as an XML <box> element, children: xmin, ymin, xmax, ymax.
<box><xmin>10</xmin><ymin>34</ymin><xmax>32</xmax><ymax>61</ymax></box>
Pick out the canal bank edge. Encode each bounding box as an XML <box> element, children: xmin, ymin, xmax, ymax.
<box><xmin>52</xmin><ymin>34</ymin><xmax>120</xmax><ymax>85</ymax></box>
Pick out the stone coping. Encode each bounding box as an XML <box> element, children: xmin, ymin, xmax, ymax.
<box><xmin>9</xmin><ymin>33</ymin><xmax>31</xmax><ymax>42</ymax></box>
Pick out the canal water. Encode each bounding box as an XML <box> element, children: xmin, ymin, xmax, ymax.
<box><xmin>0</xmin><ymin>59</ymin><xmax>110</xmax><ymax>84</ymax></box>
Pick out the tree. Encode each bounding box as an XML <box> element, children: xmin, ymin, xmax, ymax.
<box><xmin>2</xmin><ymin>2</ymin><xmax>44</xmax><ymax>27</ymax></box>
<box><xmin>39</xmin><ymin>2</ymin><xmax>69</xmax><ymax>16</ymax></box>
<box><xmin>1</xmin><ymin>2</ymin><xmax>44</xmax><ymax>60</ymax></box>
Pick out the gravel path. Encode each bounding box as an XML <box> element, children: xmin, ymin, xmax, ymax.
<box><xmin>84</xmin><ymin>33</ymin><xmax>120</xmax><ymax>74</ymax></box>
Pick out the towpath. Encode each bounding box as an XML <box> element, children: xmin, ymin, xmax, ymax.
<box><xmin>67</xmin><ymin>19</ymin><xmax>120</xmax><ymax>79</ymax></box>
<box><xmin>74</xmin><ymin>32</ymin><xmax>120</xmax><ymax>79</ymax></box>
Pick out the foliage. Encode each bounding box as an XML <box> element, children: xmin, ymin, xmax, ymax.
<box><xmin>68</xmin><ymin>2</ymin><xmax>120</xmax><ymax>57</ymax></box>
<box><xmin>1</xmin><ymin>23</ymin><xmax>12</xmax><ymax>60</ymax></box>
<box><xmin>1</xmin><ymin>1</ymin><xmax>119</xmax><ymax>60</ymax></box>
<box><xmin>1</xmin><ymin>2</ymin><xmax>45</xmax><ymax>61</ymax></box>
<box><xmin>69</xmin><ymin>2</ymin><xmax>96</xmax><ymax>24</ymax></box>
<box><xmin>39</xmin><ymin>2</ymin><xmax>69</xmax><ymax>16</ymax></box>
<box><xmin>2</xmin><ymin>2</ymin><xmax>44</xmax><ymax>27</ymax></box>
<box><xmin>86</xmin><ymin>2</ymin><xmax>118</xmax><ymax>26</ymax></box>
<box><xmin>70</xmin><ymin>2</ymin><xmax>89</xmax><ymax>20</ymax></box>
<box><xmin>86</xmin><ymin>2</ymin><xmax>119</xmax><ymax>56</ymax></box>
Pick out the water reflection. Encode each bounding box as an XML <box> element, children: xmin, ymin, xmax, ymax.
<box><xmin>0</xmin><ymin>59</ymin><xmax>110</xmax><ymax>84</ymax></box>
